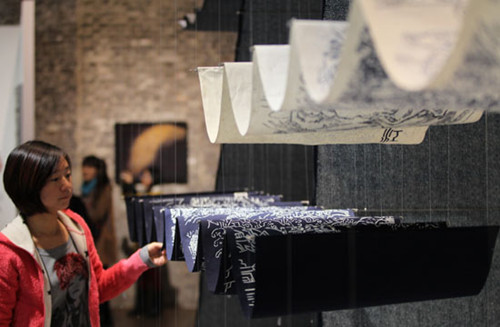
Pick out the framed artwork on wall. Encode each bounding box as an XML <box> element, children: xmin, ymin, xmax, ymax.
<box><xmin>115</xmin><ymin>122</ymin><xmax>188</xmax><ymax>186</ymax></box>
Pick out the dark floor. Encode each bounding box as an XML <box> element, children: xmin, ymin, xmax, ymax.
<box><xmin>111</xmin><ymin>307</ymin><xmax>198</xmax><ymax>327</ymax></box>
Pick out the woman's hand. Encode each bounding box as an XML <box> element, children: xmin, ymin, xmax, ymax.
<box><xmin>146</xmin><ymin>242</ymin><xmax>167</xmax><ymax>266</ymax></box>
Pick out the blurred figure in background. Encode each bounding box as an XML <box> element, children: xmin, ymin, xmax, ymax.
<box><xmin>120</xmin><ymin>166</ymin><xmax>162</xmax><ymax>196</ymax></box>
<box><xmin>81</xmin><ymin>155</ymin><xmax>117</xmax><ymax>326</ymax></box>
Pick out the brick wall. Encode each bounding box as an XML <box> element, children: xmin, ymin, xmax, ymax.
<box><xmin>35</xmin><ymin>0</ymin><xmax>237</xmax><ymax>310</ymax></box>
<box><xmin>36</xmin><ymin>0</ymin><xmax>78</xmax><ymax>159</ymax></box>
<box><xmin>0</xmin><ymin>0</ymin><xmax>20</xmax><ymax>24</ymax></box>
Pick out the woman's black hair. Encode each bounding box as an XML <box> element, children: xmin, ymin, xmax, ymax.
<box><xmin>3</xmin><ymin>140</ymin><xmax>71</xmax><ymax>219</ymax></box>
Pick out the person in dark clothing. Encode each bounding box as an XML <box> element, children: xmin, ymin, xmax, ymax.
<box><xmin>69</xmin><ymin>196</ymin><xmax>97</xmax><ymax>239</ymax></box>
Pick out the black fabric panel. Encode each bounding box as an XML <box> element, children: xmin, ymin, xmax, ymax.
<box><xmin>216</xmin><ymin>144</ymin><xmax>317</xmax><ymax>203</ymax></box>
<box><xmin>183</xmin><ymin>0</ymin><xmax>244</xmax><ymax>31</ymax></box>
<box><xmin>236</xmin><ymin>0</ymin><xmax>325</xmax><ymax>61</ymax></box>
<box><xmin>253</xmin><ymin>226</ymin><xmax>498</xmax><ymax>316</ymax></box>
<box><xmin>323</xmin><ymin>0</ymin><xmax>350</xmax><ymax>20</ymax></box>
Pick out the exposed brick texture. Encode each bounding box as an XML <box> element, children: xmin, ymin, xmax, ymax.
<box><xmin>35</xmin><ymin>0</ymin><xmax>237</xmax><ymax>310</ymax></box>
<box><xmin>0</xmin><ymin>0</ymin><xmax>20</xmax><ymax>24</ymax></box>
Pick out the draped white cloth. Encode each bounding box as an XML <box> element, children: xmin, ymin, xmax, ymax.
<box><xmin>198</xmin><ymin>0</ymin><xmax>499</xmax><ymax>144</ymax></box>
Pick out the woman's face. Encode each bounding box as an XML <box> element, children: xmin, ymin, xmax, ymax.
<box><xmin>140</xmin><ymin>169</ymin><xmax>153</xmax><ymax>187</ymax></box>
<box><xmin>82</xmin><ymin>165</ymin><xmax>97</xmax><ymax>182</ymax></box>
<box><xmin>40</xmin><ymin>157</ymin><xmax>73</xmax><ymax>214</ymax></box>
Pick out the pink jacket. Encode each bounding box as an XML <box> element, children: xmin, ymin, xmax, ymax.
<box><xmin>0</xmin><ymin>209</ymin><xmax>150</xmax><ymax>327</ymax></box>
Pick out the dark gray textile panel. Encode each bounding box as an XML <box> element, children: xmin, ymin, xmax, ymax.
<box><xmin>318</xmin><ymin>114</ymin><xmax>500</xmax><ymax>327</ymax></box>
<box><xmin>319</xmin><ymin>0</ymin><xmax>500</xmax><ymax>325</ymax></box>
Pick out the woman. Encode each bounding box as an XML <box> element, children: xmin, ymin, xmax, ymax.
<box><xmin>0</xmin><ymin>140</ymin><xmax>166</xmax><ymax>326</ymax></box>
<box><xmin>80</xmin><ymin>155</ymin><xmax>118</xmax><ymax>326</ymax></box>
<box><xmin>81</xmin><ymin>155</ymin><xmax>117</xmax><ymax>267</ymax></box>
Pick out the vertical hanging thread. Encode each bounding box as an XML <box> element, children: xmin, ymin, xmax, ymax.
<box><xmin>218</xmin><ymin>0</ymin><xmax>222</xmax><ymax>64</ymax></box>
<box><xmin>447</xmin><ymin>125</ymin><xmax>450</xmax><ymax>225</ymax></box>
<box><xmin>378</xmin><ymin>144</ymin><xmax>382</xmax><ymax>216</ymax></box>
<box><xmin>485</xmin><ymin>113</ymin><xmax>489</xmax><ymax>226</ymax></box>
<box><xmin>157</xmin><ymin>1</ymin><xmax>163</xmax><ymax>325</ymax></box>
<box><xmin>218</xmin><ymin>1</ymin><xmax>229</xmax><ymax>325</ymax></box>
<box><xmin>304</xmin><ymin>146</ymin><xmax>310</xmax><ymax>204</ymax></box>
<box><xmin>173</xmin><ymin>0</ymin><xmax>180</xmax><ymax>323</ymax></box>
<box><xmin>363</xmin><ymin>144</ymin><xmax>367</xmax><ymax>212</ymax></box>
<box><xmin>484</xmin><ymin>111</ymin><xmax>490</xmax><ymax>326</ymax></box>
<box><xmin>400</xmin><ymin>144</ymin><xmax>405</xmax><ymax>218</ymax></box>
<box><xmin>428</xmin><ymin>128</ymin><xmax>432</xmax><ymax>221</ymax></box>
<box><xmin>249</xmin><ymin>0</ymin><xmax>253</xmax><ymax>49</ymax></box>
